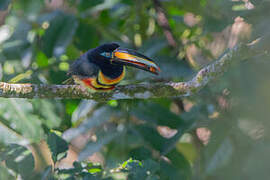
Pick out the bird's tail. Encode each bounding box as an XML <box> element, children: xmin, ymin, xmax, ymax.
<box><xmin>62</xmin><ymin>77</ymin><xmax>74</xmax><ymax>85</ymax></box>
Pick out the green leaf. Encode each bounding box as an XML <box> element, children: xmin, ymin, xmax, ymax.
<box><xmin>46</xmin><ymin>132</ymin><xmax>68</xmax><ymax>163</ymax></box>
<box><xmin>134</xmin><ymin>125</ymin><xmax>167</xmax><ymax>152</ymax></box>
<box><xmin>129</xmin><ymin>147</ymin><xmax>152</xmax><ymax>161</ymax></box>
<box><xmin>0</xmin><ymin>99</ymin><xmax>44</xmax><ymax>141</ymax></box>
<box><xmin>40</xmin><ymin>11</ymin><xmax>78</xmax><ymax>58</ymax></box>
<box><xmin>1</xmin><ymin>22</ymin><xmax>31</xmax><ymax>61</ymax></box>
<box><xmin>160</xmin><ymin>160</ymin><xmax>184</xmax><ymax>180</ymax></box>
<box><xmin>0</xmin><ymin>124</ymin><xmax>22</xmax><ymax>144</ymax></box>
<box><xmin>77</xmin><ymin>0</ymin><xmax>103</xmax><ymax>12</ymax></box>
<box><xmin>57</xmin><ymin>161</ymin><xmax>103</xmax><ymax>179</ymax></box>
<box><xmin>166</xmin><ymin>149</ymin><xmax>192</xmax><ymax>179</ymax></box>
<box><xmin>159</xmin><ymin>149</ymin><xmax>192</xmax><ymax>180</ymax></box>
<box><xmin>71</xmin><ymin>100</ymin><xmax>97</xmax><ymax>125</ymax></box>
<box><xmin>121</xmin><ymin>158</ymin><xmax>142</xmax><ymax>169</ymax></box>
<box><xmin>36</xmin><ymin>51</ymin><xmax>49</xmax><ymax>68</ymax></box>
<box><xmin>119</xmin><ymin>159</ymin><xmax>160</xmax><ymax>180</ymax></box>
<box><xmin>88</xmin><ymin>168</ymin><xmax>102</xmax><ymax>174</ymax></box>
<box><xmin>15</xmin><ymin>0</ymin><xmax>44</xmax><ymax>17</ymax></box>
<box><xmin>132</xmin><ymin>103</ymin><xmax>185</xmax><ymax>128</ymax></box>
<box><xmin>31</xmin><ymin>99</ymin><xmax>62</xmax><ymax>128</ymax></box>
<box><xmin>122</xmin><ymin>159</ymin><xmax>147</xmax><ymax>180</ymax></box>
<box><xmin>142</xmin><ymin>159</ymin><xmax>159</xmax><ymax>174</ymax></box>
<box><xmin>73</xmin><ymin>19</ymin><xmax>99</xmax><ymax>51</ymax></box>
<box><xmin>0</xmin><ymin>144</ymin><xmax>34</xmax><ymax>179</ymax></box>
<box><xmin>86</xmin><ymin>0</ymin><xmax>121</xmax><ymax>15</ymax></box>
<box><xmin>58</xmin><ymin>161</ymin><xmax>83</xmax><ymax>175</ymax></box>
<box><xmin>0</xmin><ymin>0</ymin><xmax>10</xmax><ymax>10</ymax></box>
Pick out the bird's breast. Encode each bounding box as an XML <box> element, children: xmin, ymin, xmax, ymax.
<box><xmin>72</xmin><ymin>67</ymin><xmax>125</xmax><ymax>91</ymax></box>
<box><xmin>97</xmin><ymin>67</ymin><xmax>126</xmax><ymax>86</ymax></box>
<box><xmin>82</xmin><ymin>78</ymin><xmax>115</xmax><ymax>91</ymax></box>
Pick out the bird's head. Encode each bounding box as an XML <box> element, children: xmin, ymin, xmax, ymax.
<box><xmin>90</xmin><ymin>43</ymin><xmax>160</xmax><ymax>75</ymax></box>
<box><xmin>90</xmin><ymin>42</ymin><xmax>120</xmax><ymax>61</ymax></box>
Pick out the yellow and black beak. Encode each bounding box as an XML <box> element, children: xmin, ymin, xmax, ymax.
<box><xmin>112</xmin><ymin>48</ymin><xmax>161</xmax><ymax>75</ymax></box>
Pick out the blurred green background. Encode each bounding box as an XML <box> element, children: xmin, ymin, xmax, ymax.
<box><xmin>0</xmin><ymin>0</ymin><xmax>270</xmax><ymax>179</ymax></box>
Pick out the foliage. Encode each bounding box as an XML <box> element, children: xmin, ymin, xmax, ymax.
<box><xmin>0</xmin><ymin>0</ymin><xmax>269</xmax><ymax>179</ymax></box>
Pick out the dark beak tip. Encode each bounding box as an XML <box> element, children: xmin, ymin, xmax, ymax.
<box><xmin>153</xmin><ymin>70</ymin><xmax>160</xmax><ymax>75</ymax></box>
<box><xmin>153</xmin><ymin>67</ymin><xmax>161</xmax><ymax>75</ymax></box>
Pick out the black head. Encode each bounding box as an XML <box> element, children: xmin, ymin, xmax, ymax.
<box><xmin>85</xmin><ymin>43</ymin><xmax>123</xmax><ymax>78</ymax></box>
<box><xmin>88</xmin><ymin>43</ymin><xmax>120</xmax><ymax>63</ymax></box>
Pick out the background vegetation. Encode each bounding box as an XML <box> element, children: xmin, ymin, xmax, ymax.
<box><xmin>0</xmin><ymin>0</ymin><xmax>269</xmax><ymax>179</ymax></box>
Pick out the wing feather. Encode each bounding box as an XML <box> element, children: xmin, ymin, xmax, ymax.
<box><xmin>68</xmin><ymin>55</ymin><xmax>99</xmax><ymax>78</ymax></box>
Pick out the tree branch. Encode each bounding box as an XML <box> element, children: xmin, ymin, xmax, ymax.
<box><xmin>0</xmin><ymin>40</ymin><xmax>265</xmax><ymax>101</ymax></box>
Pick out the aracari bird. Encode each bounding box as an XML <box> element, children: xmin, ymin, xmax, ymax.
<box><xmin>67</xmin><ymin>43</ymin><xmax>160</xmax><ymax>91</ymax></box>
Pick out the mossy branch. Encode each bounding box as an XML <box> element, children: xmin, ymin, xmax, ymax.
<box><xmin>0</xmin><ymin>40</ymin><xmax>265</xmax><ymax>101</ymax></box>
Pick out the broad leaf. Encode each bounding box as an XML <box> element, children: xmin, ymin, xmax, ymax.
<box><xmin>46</xmin><ymin>132</ymin><xmax>68</xmax><ymax>163</ymax></box>
<box><xmin>0</xmin><ymin>99</ymin><xmax>44</xmax><ymax>141</ymax></box>
<box><xmin>0</xmin><ymin>144</ymin><xmax>34</xmax><ymax>179</ymax></box>
<box><xmin>40</xmin><ymin>11</ymin><xmax>78</xmax><ymax>58</ymax></box>
<box><xmin>132</xmin><ymin>103</ymin><xmax>186</xmax><ymax>128</ymax></box>
<box><xmin>63</xmin><ymin>106</ymin><xmax>113</xmax><ymax>141</ymax></box>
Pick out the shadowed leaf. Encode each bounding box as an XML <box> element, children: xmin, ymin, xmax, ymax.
<box><xmin>0</xmin><ymin>144</ymin><xmax>34</xmax><ymax>179</ymax></box>
<box><xmin>0</xmin><ymin>0</ymin><xmax>10</xmax><ymax>10</ymax></box>
<box><xmin>46</xmin><ymin>132</ymin><xmax>68</xmax><ymax>163</ymax></box>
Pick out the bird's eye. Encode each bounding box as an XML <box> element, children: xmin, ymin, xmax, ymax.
<box><xmin>100</xmin><ymin>52</ymin><xmax>112</xmax><ymax>58</ymax></box>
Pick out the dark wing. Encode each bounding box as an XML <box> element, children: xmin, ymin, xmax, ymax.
<box><xmin>67</xmin><ymin>55</ymin><xmax>99</xmax><ymax>78</ymax></box>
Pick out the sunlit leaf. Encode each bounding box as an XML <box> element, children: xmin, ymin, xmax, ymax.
<box><xmin>57</xmin><ymin>161</ymin><xmax>103</xmax><ymax>179</ymax></box>
<box><xmin>176</xmin><ymin>142</ymin><xmax>197</xmax><ymax>163</ymax></box>
<box><xmin>86</xmin><ymin>0</ymin><xmax>121</xmax><ymax>15</ymax></box>
<box><xmin>63</xmin><ymin>106</ymin><xmax>113</xmax><ymax>141</ymax></box>
<box><xmin>167</xmin><ymin>149</ymin><xmax>192</xmax><ymax>179</ymax></box>
<box><xmin>1</xmin><ymin>22</ymin><xmax>31</xmax><ymax>61</ymax></box>
<box><xmin>0</xmin><ymin>99</ymin><xmax>44</xmax><ymax>141</ymax></box>
<box><xmin>36</xmin><ymin>51</ymin><xmax>49</xmax><ymax>68</ymax></box>
<box><xmin>77</xmin><ymin>0</ymin><xmax>103</xmax><ymax>12</ymax></box>
<box><xmin>71</xmin><ymin>100</ymin><xmax>98</xmax><ymax>125</ymax></box>
<box><xmin>120</xmin><ymin>159</ymin><xmax>159</xmax><ymax>180</ymax></box>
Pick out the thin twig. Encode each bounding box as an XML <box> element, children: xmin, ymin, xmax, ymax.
<box><xmin>152</xmin><ymin>0</ymin><xmax>178</xmax><ymax>48</ymax></box>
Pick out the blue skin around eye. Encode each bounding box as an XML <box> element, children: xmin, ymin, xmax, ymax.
<box><xmin>100</xmin><ymin>52</ymin><xmax>112</xmax><ymax>58</ymax></box>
